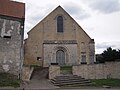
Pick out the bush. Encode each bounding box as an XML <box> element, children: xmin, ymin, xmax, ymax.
<box><xmin>0</xmin><ymin>73</ymin><xmax>20</xmax><ymax>87</ymax></box>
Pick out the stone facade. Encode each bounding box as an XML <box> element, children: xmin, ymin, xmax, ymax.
<box><xmin>44</xmin><ymin>42</ymin><xmax>78</xmax><ymax>67</ymax></box>
<box><xmin>24</xmin><ymin>6</ymin><xmax>95</xmax><ymax>67</ymax></box>
<box><xmin>0</xmin><ymin>0</ymin><xmax>25</xmax><ymax>77</ymax></box>
<box><xmin>73</xmin><ymin>62</ymin><xmax>120</xmax><ymax>79</ymax></box>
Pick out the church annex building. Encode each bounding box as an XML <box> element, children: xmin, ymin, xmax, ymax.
<box><xmin>24</xmin><ymin>6</ymin><xmax>96</xmax><ymax>67</ymax></box>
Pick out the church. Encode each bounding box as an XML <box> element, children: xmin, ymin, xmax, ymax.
<box><xmin>24</xmin><ymin>6</ymin><xmax>96</xmax><ymax>67</ymax></box>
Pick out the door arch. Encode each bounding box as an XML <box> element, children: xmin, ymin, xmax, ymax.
<box><xmin>56</xmin><ymin>50</ymin><xmax>65</xmax><ymax>65</ymax></box>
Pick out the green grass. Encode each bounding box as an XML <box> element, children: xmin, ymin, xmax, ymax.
<box><xmin>23</xmin><ymin>64</ymin><xmax>42</xmax><ymax>69</ymax></box>
<box><xmin>0</xmin><ymin>73</ymin><xmax>20</xmax><ymax>88</ymax></box>
<box><xmin>91</xmin><ymin>79</ymin><xmax>120</xmax><ymax>87</ymax></box>
<box><xmin>61</xmin><ymin>79</ymin><xmax>120</xmax><ymax>88</ymax></box>
<box><xmin>60</xmin><ymin>66</ymin><xmax>72</xmax><ymax>74</ymax></box>
<box><xmin>60</xmin><ymin>65</ymin><xmax>72</xmax><ymax>71</ymax></box>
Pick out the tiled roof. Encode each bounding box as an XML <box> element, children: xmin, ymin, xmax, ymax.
<box><xmin>0</xmin><ymin>0</ymin><xmax>25</xmax><ymax>19</ymax></box>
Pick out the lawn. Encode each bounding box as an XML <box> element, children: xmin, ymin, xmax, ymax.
<box><xmin>60</xmin><ymin>66</ymin><xmax>72</xmax><ymax>74</ymax></box>
<box><xmin>0</xmin><ymin>73</ymin><xmax>20</xmax><ymax>87</ymax></box>
<box><xmin>60</xmin><ymin>79</ymin><xmax>120</xmax><ymax>88</ymax></box>
<box><xmin>60</xmin><ymin>65</ymin><xmax>72</xmax><ymax>71</ymax></box>
<box><xmin>91</xmin><ymin>79</ymin><xmax>120</xmax><ymax>87</ymax></box>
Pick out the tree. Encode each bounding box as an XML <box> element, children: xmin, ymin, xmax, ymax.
<box><xmin>96</xmin><ymin>47</ymin><xmax>120</xmax><ymax>63</ymax></box>
<box><xmin>102</xmin><ymin>47</ymin><xmax>117</xmax><ymax>61</ymax></box>
<box><xmin>96</xmin><ymin>54</ymin><xmax>104</xmax><ymax>63</ymax></box>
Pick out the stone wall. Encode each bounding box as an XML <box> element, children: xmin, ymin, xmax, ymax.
<box><xmin>0</xmin><ymin>17</ymin><xmax>24</xmax><ymax>77</ymax></box>
<box><xmin>73</xmin><ymin>62</ymin><xmax>120</xmax><ymax>79</ymax></box>
<box><xmin>49</xmin><ymin>65</ymin><xmax>60</xmax><ymax>79</ymax></box>
<box><xmin>22</xmin><ymin>66</ymin><xmax>34</xmax><ymax>81</ymax></box>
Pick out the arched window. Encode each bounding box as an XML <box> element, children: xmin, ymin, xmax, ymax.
<box><xmin>57</xmin><ymin>16</ymin><xmax>63</xmax><ymax>32</ymax></box>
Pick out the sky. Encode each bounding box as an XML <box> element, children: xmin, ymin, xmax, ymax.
<box><xmin>14</xmin><ymin>0</ymin><xmax>120</xmax><ymax>54</ymax></box>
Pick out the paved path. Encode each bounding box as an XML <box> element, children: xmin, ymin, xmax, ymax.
<box><xmin>22</xmin><ymin>67</ymin><xmax>59</xmax><ymax>89</ymax></box>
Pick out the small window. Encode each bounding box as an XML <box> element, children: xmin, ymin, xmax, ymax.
<box><xmin>81</xmin><ymin>55</ymin><xmax>87</xmax><ymax>64</ymax></box>
<box><xmin>37</xmin><ymin>57</ymin><xmax>42</xmax><ymax>61</ymax></box>
<box><xmin>57</xmin><ymin>16</ymin><xmax>63</xmax><ymax>32</ymax></box>
<box><xmin>3</xmin><ymin>36</ymin><xmax>11</xmax><ymax>38</ymax></box>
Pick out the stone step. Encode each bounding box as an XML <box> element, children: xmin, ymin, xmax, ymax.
<box><xmin>54</xmin><ymin>80</ymin><xmax>91</xmax><ymax>86</ymax></box>
<box><xmin>52</xmin><ymin>77</ymin><xmax>86</xmax><ymax>81</ymax></box>
<box><xmin>59</xmin><ymin>83</ymin><xmax>92</xmax><ymax>87</ymax></box>
<box><xmin>54</xmin><ymin>75</ymin><xmax>84</xmax><ymax>80</ymax></box>
<box><xmin>56</xmin><ymin>75</ymin><xmax>78</xmax><ymax>77</ymax></box>
<box><xmin>51</xmin><ymin>79</ymin><xmax>90</xmax><ymax>84</ymax></box>
<box><xmin>51</xmin><ymin>75</ymin><xmax>91</xmax><ymax>86</ymax></box>
<box><xmin>55</xmin><ymin>75</ymin><xmax>82</xmax><ymax>79</ymax></box>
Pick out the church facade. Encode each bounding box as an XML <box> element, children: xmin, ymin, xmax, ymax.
<box><xmin>24</xmin><ymin>6</ymin><xmax>95</xmax><ymax>67</ymax></box>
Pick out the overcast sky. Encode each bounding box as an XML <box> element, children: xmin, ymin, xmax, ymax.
<box><xmin>14</xmin><ymin>0</ymin><xmax>120</xmax><ymax>54</ymax></box>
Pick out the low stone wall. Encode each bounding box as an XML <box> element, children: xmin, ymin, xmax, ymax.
<box><xmin>22</xmin><ymin>66</ymin><xmax>34</xmax><ymax>81</ymax></box>
<box><xmin>49</xmin><ymin>65</ymin><xmax>60</xmax><ymax>79</ymax></box>
<box><xmin>73</xmin><ymin>62</ymin><xmax>120</xmax><ymax>79</ymax></box>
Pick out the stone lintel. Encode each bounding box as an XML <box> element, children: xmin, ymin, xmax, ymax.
<box><xmin>43</xmin><ymin>40</ymin><xmax>77</xmax><ymax>44</ymax></box>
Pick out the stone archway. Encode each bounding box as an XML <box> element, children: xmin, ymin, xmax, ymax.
<box><xmin>53</xmin><ymin>46</ymin><xmax>69</xmax><ymax>66</ymax></box>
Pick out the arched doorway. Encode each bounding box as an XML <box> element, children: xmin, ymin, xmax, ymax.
<box><xmin>56</xmin><ymin>50</ymin><xmax>65</xmax><ymax>65</ymax></box>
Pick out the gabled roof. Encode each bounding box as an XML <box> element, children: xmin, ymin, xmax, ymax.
<box><xmin>0</xmin><ymin>0</ymin><xmax>25</xmax><ymax>19</ymax></box>
<box><xmin>28</xmin><ymin>6</ymin><xmax>91</xmax><ymax>39</ymax></box>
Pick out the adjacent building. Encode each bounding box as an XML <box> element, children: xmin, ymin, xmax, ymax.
<box><xmin>24</xmin><ymin>6</ymin><xmax>96</xmax><ymax>67</ymax></box>
<box><xmin>0</xmin><ymin>0</ymin><xmax>25</xmax><ymax>77</ymax></box>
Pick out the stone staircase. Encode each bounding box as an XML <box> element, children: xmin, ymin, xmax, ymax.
<box><xmin>51</xmin><ymin>75</ymin><xmax>91</xmax><ymax>86</ymax></box>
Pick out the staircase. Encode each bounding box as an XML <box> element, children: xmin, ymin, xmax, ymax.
<box><xmin>51</xmin><ymin>75</ymin><xmax>91</xmax><ymax>86</ymax></box>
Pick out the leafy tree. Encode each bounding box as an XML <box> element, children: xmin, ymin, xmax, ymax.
<box><xmin>96</xmin><ymin>47</ymin><xmax>120</xmax><ymax>63</ymax></box>
<box><xmin>96</xmin><ymin>54</ymin><xmax>104</xmax><ymax>63</ymax></box>
<box><xmin>102</xmin><ymin>47</ymin><xmax>117</xmax><ymax>61</ymax></box>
